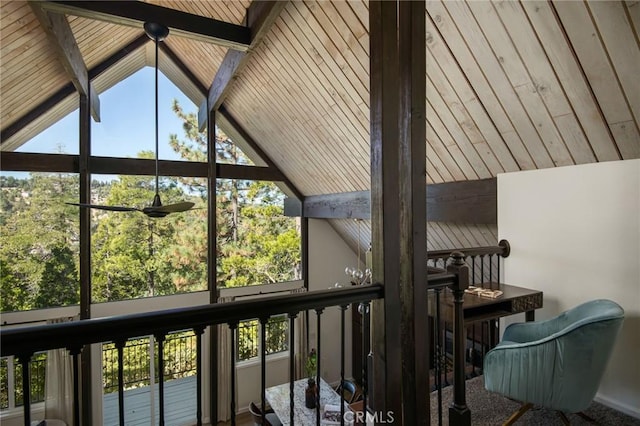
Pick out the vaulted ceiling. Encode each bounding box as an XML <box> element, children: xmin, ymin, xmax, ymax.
<box><xmin>1</xmin><ymin>0</ymin><xmax>639</xmax><ymax>253</ymax></box>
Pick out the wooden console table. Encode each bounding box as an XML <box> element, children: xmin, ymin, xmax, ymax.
<box><xmin>430</xmin><ymin>282</ymin><xmax>543</xmax><ymax>324</ymax></box>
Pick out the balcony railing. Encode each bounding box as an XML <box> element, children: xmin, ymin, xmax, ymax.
<box><xmin>0</xmin><ymin>243</ymin><xmax>509</xmax><ymax>426</ymax></box>
<box><xmin>1</xmin><ymin>284</ymin><xmax>385</xmax><ymax>426</ymax></box>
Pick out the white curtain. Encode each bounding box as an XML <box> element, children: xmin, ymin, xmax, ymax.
<box><xmin>216</xmin><ymin>296</ymin><xmax>235</xmax><ymax>421</ymax></box>
<box><xmin>290</xmin><ymin>287</ymin><xmax>308</xmax><ymax>380</ymax></box>
<box><xmin>44</xmin><ymin>317</ymin><xmax>75</xmax><ymax>425</ymax></box>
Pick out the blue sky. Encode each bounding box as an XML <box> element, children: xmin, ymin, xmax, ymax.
<box><xmin>16</xmin><ymin>67</ymin><xmax>198</xmax><ymax>162</ymax></box>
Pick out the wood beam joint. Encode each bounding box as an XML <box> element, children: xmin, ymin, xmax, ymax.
<box><xmin>284</xmin><ymin>178</ymin><xmax>497</xmax><ymax>224</ymax></box>
<box><xmin>29</xmin><ymin>1</ymin><xmax>100</xmax><ymax>121</ymax></box>
<box><xmin>39</xmin><ymin>1</ymin><xmax>251</xmax><ymax>50</ymax></box>
<box><xmin>198</xmin><ymin>1</ymin><xmax>286</xmax><ymax>129</ymax></box>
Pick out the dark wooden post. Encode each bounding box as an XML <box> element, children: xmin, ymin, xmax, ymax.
<box><xmin>79</xmin><ymin>91</ymin><xmax>93</xmax><ymax>426</ymax></box>
<box><xmin>207</xmin><ymin>104</ymin><xmax>219</xmax><ymax>424</ymax></box>
<box><xmin>447</xmin><ymin>252</ymin><xmax>471</xmax><ymax>425</ymax></box>
<box><xmin>369</xmin><ymin>0</ymin><xmax>427</xmax><ymax>423</ymax></box>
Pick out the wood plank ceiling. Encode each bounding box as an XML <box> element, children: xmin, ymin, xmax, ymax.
<box><xmin>1</xmin><ymin>0</ymin><xmax>638</xmax><ymax>253</ymax></box>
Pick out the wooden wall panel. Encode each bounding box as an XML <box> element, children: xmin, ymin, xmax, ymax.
<box><xmin>0</xmin><ymin>2</ymin><xmax>68</xmax><ymax>130</ymax></box>
<box><xmin>426</xmin><ymin>5</ymin><xmax>537</xmax><ymax>171</ymax></box>
<box><xmin>223</xmin><ymin>1</ymin><xmax>371</xmax><ymax>196</ymax></box>
<box><xmin>554</xmin><ymin>1</ymin><xmax>640</xmax><ymax>159</ymax></box>
<box><xmin>69</xmin><ymin>18</ymin><xmax>142</xmax><ymax>70</ymax></box>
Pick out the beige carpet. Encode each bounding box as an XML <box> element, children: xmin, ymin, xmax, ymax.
<box><xmin>429</xmin><ymin>376</ymin><xmax>640</xmax><ymax>426</ymax></box>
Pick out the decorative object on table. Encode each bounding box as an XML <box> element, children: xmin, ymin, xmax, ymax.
<box><xmin>344</xmin><ymin>219</ymin><xmax>372</xmax><ymax>286</ymax></box>
<box><xmin>465</xmin><ymin>286</ymin><xmax>504</xmax><ymax>299</ymax></box>
<box><xmin>322</xmin><ymin>404</ymin><xmax>348</xmax><ymax>425</ymax></box>
<box><xmin>305</xmin><ymin>377</ymin><xmax>318</xmax><ymax>409</ymax></box>
<box><xmin>305</xmin><ymin>348</ymin><xmax>318</xmax><ymax>409</ymax></box>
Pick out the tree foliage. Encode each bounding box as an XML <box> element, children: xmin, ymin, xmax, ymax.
<box><xmin>1</xmin><ymin>100</ymin><xmax>300</xmax><ymax>312</ymax></box>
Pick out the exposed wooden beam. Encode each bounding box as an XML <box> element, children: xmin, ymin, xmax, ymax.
<box><xmin>198</xmin><ymin>1</ymin><xmax>286</xmax><ymax>129</ymax></box>
<box><xmin>0</xmin><ymin>152</ymin><xmax>78</xmax><ymax>173</ymax></box>
<box><xmin>78</xmin><ymin>89</ymin><xmax>93</xmax><ymax>426</ymax></box>
<box><xmin>39</xmin><ymin>1</ymin><xmax>251</xmax><ymax>50</ymax></box>
<box><xmin>2</xmin><ymin>34</ymin><xmax>149</xmax><ymax>148</ymax></box>
<box><xmin>369</xmin><ymin>0</ymin><xmax>402</xmax><ymax>417</ymax></box>
<box><xmin>427</xmin><ymin>178</ymin><xmax>496</xmax><ymax>224</ymax></box>
<box><xmin>1</xmin><ymin>152</ymin><xmax>286</xmax><ymax>182</ymax></box>
<box><xmin>206</xmin><ymin>104</ymin><xmax>218</xmax><ymax>425</ymax></box>
<box><xmin>284</xmin><ymin>178</ymin><xmax>497</xmax><ymax>224</ymax></box>
<box><xmin>218</xmin><ymin>105</ymin><xmax>304</xmax><ymax>200</ymax></box>
<box><xmin>284</xmin><ymin>191</ymin><xmax>369</xmax><ymax>219</ymax></box>
<box><xmin>216</xmin><ymin>163</ymin><xmax>284</xmax><ymax>181</ymax></box>
<box><xmin>398</xmin><ymin>1</ymin><xmax>428</xmax><ymax>422</ymax></box>
<box><xmin>90</xmin><ymin>157</ymin><xmax>207</xmax><ymax>177</ymax></box>
<box><xmin>29</xmin><ymin>1</ymin><xmax>100</xmax><ymax>122</ymax></box>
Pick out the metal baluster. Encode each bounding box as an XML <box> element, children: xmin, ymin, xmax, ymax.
<box><xmin>489</xmin><ymin>254</ymin><xmax>494</xmax><ymax>285</ymax></box>
<box><xmin>443</xmin><ymin>319</ymin><xmax>449</xmax><ymax>387</ymax></box>
<box><xmin>229</xmin><ymin>322</ymin><xmax>238</xmax><ymax>426</ymax></box>
<box><xmin>481</xmin><ymin>321</ymin><xmax>487</xmax><ymax>375</ymax></box>
<box><xmin>470</xmin><ymin>254</ymin><xmax>478</xmax><ymax>377</ymax></box>
<box><xmin>71</xmin><ymin>347</ymin><xmax>81</xmax><ymax>426</ymax></box>
<box><xmin>156</xmin><ymin>333</ymin><xmax>166</xmax><ymax>426</ymax></box>
<box><xmin>315</xmin><ymin>308</ymin><xmax>323</xmax><ymax>426</ymax></box>
<box><xmin>260</xmin><ymin>317</ymin><xmax>268</xmax><ymax>426</ymax></box>
<box><xmin>194</xmin><ymin>326</ymin><xmax>204</xmax><ymax>426</ymax></box>
<box><xmin>18</xmin><ymin>354</ymin><xmax>31</xmax><ymax>426</ymax></box>
<box><xmin>471</xmin><ymin>256</ymin><xmax>476</xmax><ymax>285</ymax></box>
<box><xmin>288</xmin><ymin>312</ymin><xmax>297</xmax><ymax>426</ymax></box>
<box><xmin>116</xmin><ymin>341</ymin><xmax>125</xmax><ymax>426</ymax></box>
<box><xmin>481</xmin><ymin>254</ymin><xmax>485</xmax><ymax>287</ymax></box>
<box><xmin>435</xmin><ymin>289</ymin><xmax>443</xmax><ymax>426</ymax></box>
<box><xmin>360</xmin><ymin>301</ymin><xmax>370</xmax><ymax>424</ymax></box>
<box><xmin>340</xmin><ymin>305</ymin><xmax>347</xmax><ymax>426</ymax></box>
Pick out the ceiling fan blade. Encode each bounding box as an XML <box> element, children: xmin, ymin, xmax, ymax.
<box><xmin>66</xmin><ymin>202</ymin><xmax>140</xmax><ymax>212</ymax></box>
<box><xmin>143</xmin><ymin>201</ymin><xmax>195</xmax><ymax>214</ymax></box>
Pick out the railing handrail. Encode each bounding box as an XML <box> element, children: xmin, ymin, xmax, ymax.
<box><xmin>1</xmin><ymin>284</ymin><xmax>384</xmax><ymax>357</ymax></box>
<box><xmin>427</xmin><ymin>239</ymin><xmax>510</xmax><ymax>260</ymax></box>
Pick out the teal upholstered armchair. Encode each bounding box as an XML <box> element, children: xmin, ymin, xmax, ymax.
<box><xmin>484</xmin><ymin>299</ymin><xmax>624</xmax><ymax>425</ymax></box>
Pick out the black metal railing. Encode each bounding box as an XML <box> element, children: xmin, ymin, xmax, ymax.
<box><xmin>427</xmin><ymin>240</ymin><xmax>511</xmax><ymax>426</ymax></box>
<box><xmin>1</xmin><ymin>284</ymin><xmax>384</xmax><ymax>426</ymax></box>
<box><xmin>0</xmin><ymin>242</ymin><xmax>498</xmax><ymax>426</ymax></box>
<box><xmin>0</xmin><ymin>354</ymin><xmax>47</xmax><ymax>410</ymax></box>
<box><xmin>102</xmin><ymin>331</ymin><xmax>197</xmax><ymax>395</ymax></box>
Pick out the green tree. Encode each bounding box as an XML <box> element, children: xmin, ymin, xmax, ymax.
<box><xmin>167</xmin><ymin>100</ymin><xmax>301</xmax><ymax>289</ymax></box>
<box><xmin>0</xmin><ymin>173</ymin><xmax>79</xmax><ymax>311</ymax></box>
<box><xmin>91</xmin><ymin>158</ymin><xmax>188</xmax><ymax>302</ymax></box>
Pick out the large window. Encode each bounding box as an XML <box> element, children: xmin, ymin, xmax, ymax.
<box><xmin>236</xmin><ymin>315</ymin><xmax>289</xmax><ymax>362</ymax></box>
<box><xmin>0</xmin><ymin>172</ymin><xmax>80</xmax><ymax>312</ymax></box>
<box><xmin>1</xmin><ymin>68</ymin><xmax>302</xmax><ymax>312</ymax></box>
<box><xmin>90</xmin><ymin>174</ymin><xmax>207</xmax><ymax>302</ymax></box>
<box><xmin>217</xmin><ymin>179</ymin><xmax>301</xmax><ymax>288</ymax></box>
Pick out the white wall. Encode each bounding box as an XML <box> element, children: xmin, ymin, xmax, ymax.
<box><xmin>308</xmin><ymin>219</ymin><xmax>360</xmax><ymax>384</ymax></box>
<box><xmin>498</xmin><ymin>159</ymin><xmax>640</xmax><ymax>418</ymax></box>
